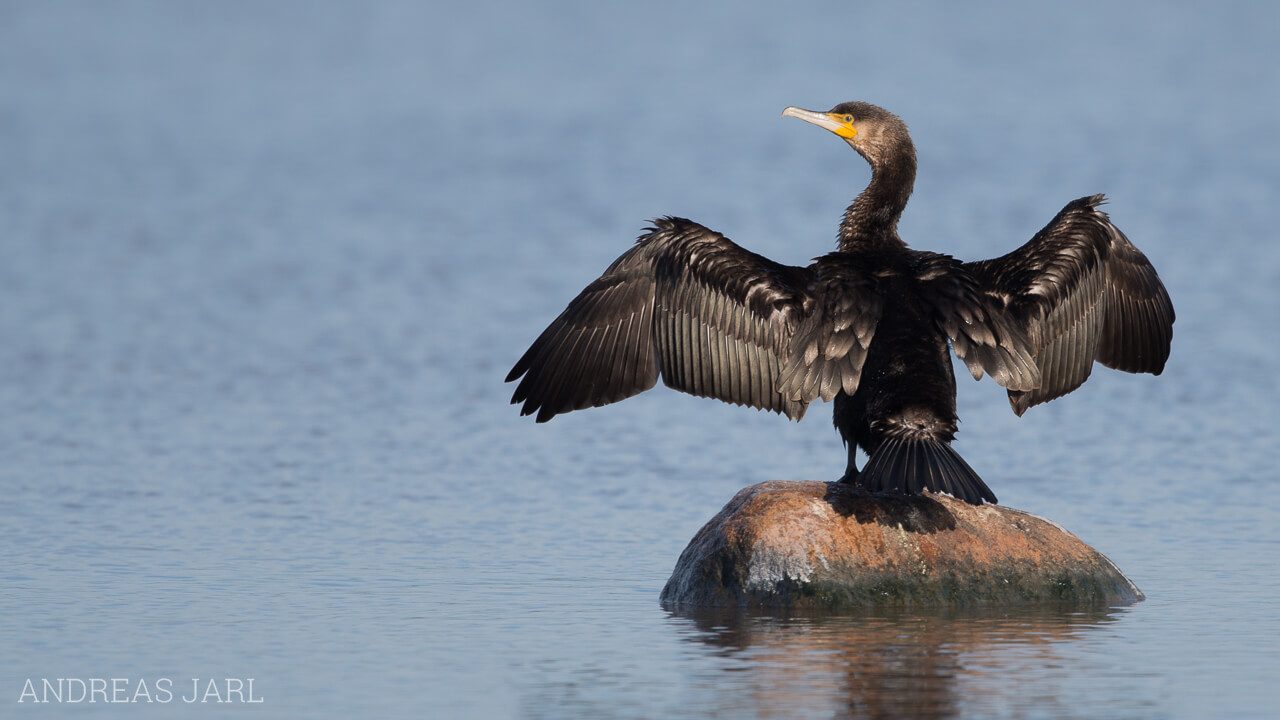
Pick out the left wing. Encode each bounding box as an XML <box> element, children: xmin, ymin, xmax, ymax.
<box><xmin>506</xmin><ymin>217</ymin><xmax>817</xmax><ymax>422</ymax></box>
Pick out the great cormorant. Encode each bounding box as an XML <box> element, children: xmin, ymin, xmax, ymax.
<box><xmin>506</xmin><ymin>102</ymin><xmax>1175</xmax><ymax>504</ymax></box>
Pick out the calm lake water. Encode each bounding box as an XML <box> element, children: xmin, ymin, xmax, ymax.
<box><xmin>2</xmin><ymin>1</ymin><xmax>1278</xmax><ymax>718</ymax></box>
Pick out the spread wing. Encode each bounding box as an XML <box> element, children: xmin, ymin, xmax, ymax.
<box><xmin>965</xmin><ymin>195</ymin><xmax>1175</xmax><ymax>416</ymax></box>
<box><xmin>507</xmin><ymin>217</ymin><xmax>819</xmax><ymax>422</ymax></box>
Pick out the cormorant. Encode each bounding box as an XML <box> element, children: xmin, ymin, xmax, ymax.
<box><xmin>506</xmin><ymin>102</ymin><xmax>1174</xmax><ymax>505</ymax></box>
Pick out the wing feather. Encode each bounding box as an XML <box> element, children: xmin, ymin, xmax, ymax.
<box><xmin>913</xmin><ymin>251</ymin><xmax>1041</xmax><ymax>393</ymax></box>
<box><xmin>966</xmin><ymin>195</ymin><xmax>1175</xmax><ymax>415</ymax></box>
<box><xmin>777</xmin><ymin>257</ymin><xmax>884</xmax><ymax>403</ymax></box>
<box><xmin>507</xmin><ymin>218</ymin><xmax>817</xmax><ymax>421</ymax></box>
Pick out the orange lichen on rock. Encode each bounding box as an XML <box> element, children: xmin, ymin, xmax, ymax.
<box><xmin>660</xmin><ymin>481</ymin><xmax>1142</xmax><ymax>609</ymax></box>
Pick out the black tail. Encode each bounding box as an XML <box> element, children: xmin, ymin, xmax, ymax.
<box><xmin>857</xmin><ymin>436</ymin><xmax>997</xmax><ymax>505</ymax></box>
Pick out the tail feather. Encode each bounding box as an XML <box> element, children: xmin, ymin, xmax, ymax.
<box><xmin>858</xmin><ymin>436</ymin><xmax>997</xmax><ymax>505</ymax></box>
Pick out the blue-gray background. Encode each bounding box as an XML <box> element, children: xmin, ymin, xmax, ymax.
<box><xmin>2</xmin><ymin>1</ymin><xmax>1277</xmax><ymax>718</ymax></box>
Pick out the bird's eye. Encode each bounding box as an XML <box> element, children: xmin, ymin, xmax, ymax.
<box><xmin>844</xmin><ymin>115</ymin><xmax>853</xmax><ymax>123</ymax></box>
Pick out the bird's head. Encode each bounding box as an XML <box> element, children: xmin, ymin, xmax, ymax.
<box><xmin>782</xmin><ymin>101</ymin><xmax>910</xmax><ymax>167</ymax></box>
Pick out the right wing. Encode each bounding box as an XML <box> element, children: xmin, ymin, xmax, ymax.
<box><xmin>965</xmin><ymin>195</ymin><xmax>1175</xmax><ymax>415</ymax></box>
<box><xmin>507</xmin><ymin>217</ymin><xmax>820</xmax><ymax>422</ymax></box>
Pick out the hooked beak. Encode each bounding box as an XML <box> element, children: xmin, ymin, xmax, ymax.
<box><xmin>782</xmin><ymin>106</ymin><xmax>858</xmax><ymax>139</ymax></box>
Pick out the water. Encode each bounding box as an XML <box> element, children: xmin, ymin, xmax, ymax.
<box><xmin>2</xmin><ymin>1</ymin><xmax>1278</xmax><ymax>717</ymax></box>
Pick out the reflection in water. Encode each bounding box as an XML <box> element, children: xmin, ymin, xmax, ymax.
<box><xmin>667</xmin><ymin>604</ymin><xmax>1123</xmax><ymax>719</ymax></box>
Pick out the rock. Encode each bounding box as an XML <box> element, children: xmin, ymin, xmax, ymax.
<box><xmin>660</xmin><ymin>481</ymin><xmax>1143</xmax><ymax>609</ymax></box>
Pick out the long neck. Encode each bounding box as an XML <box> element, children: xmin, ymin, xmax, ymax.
<box><xmin>837</xmin><ymin>142</ymin><xmax>916</xmax><ymax>250</ymax></box>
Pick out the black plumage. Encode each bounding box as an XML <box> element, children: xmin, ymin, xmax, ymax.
<box><xmin>506</xmin><ymin>102</ymin><xmax>1175</xmax><ymax>504</ymax></box>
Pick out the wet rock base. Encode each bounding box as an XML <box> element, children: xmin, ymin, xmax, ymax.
<box><xmin>660</xmin><ymin>481</ymin><xmax>1143</xmax><ymax>609</ymax></box>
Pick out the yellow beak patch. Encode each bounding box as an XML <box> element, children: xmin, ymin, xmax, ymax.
<box><xmin>782</xmin><ymin>106</ymin><xmax>858</xmax><ymax>139</ymax></box>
